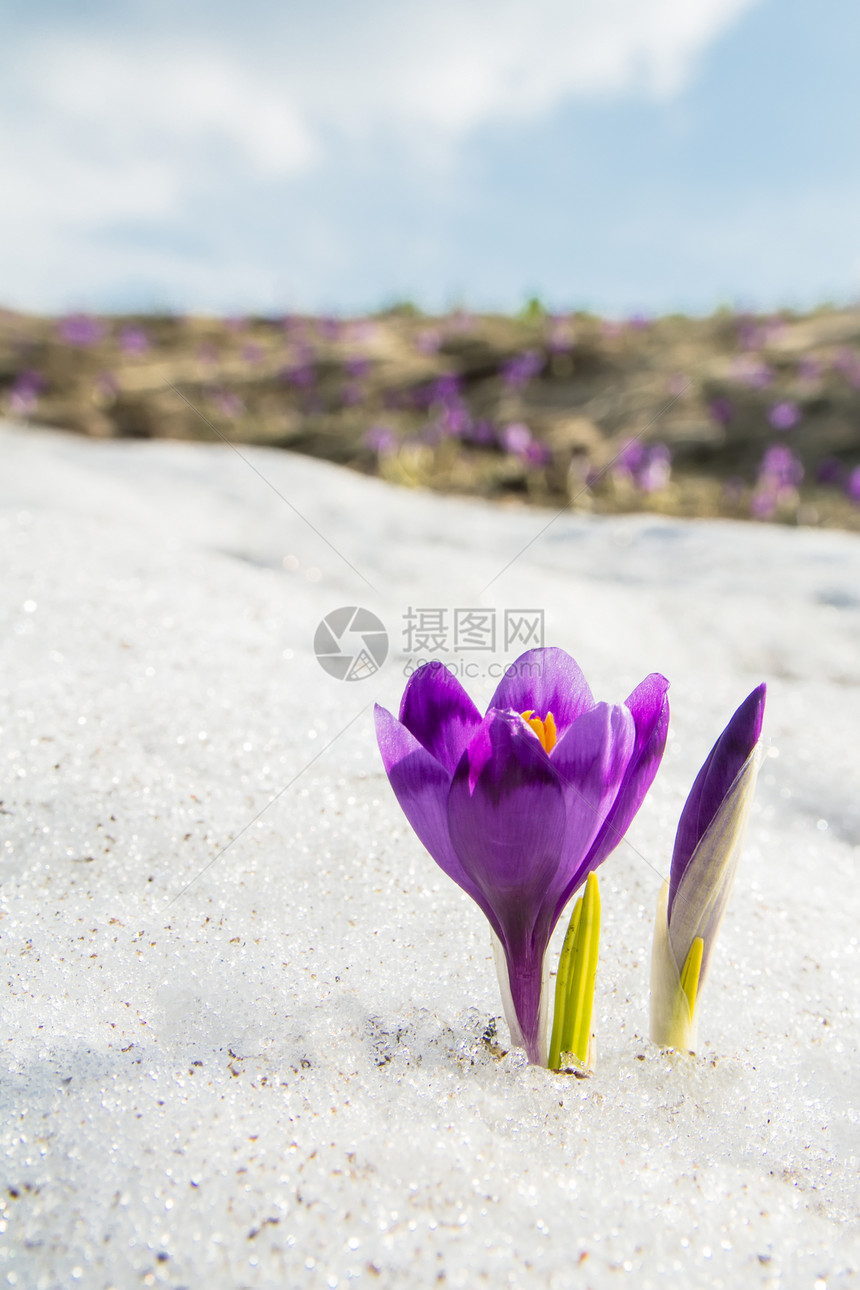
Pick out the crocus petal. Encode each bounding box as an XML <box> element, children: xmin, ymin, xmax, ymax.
<box><xmin>570</xmin><ymin>674</ymin><xmax>670</xmax><ymax>895</ymax></box>
<box><xmin>374</xmin><ymin>704</ymin><xmax>488</xmax><ymax>916</ymax></box>
<box><xmin>448</xmin><ymin>711</ymin><xmax>567</xmax><ymax>1063</ymax></box>
<box><xmin>546</xmin><ymin>702</ymin><xmax>636</xmax><ymax>922</ymax></box>
<box><xmin>668</xmin><ymin>742</ymin><xmax>761</xmax><ymax>989</ymax></box>
<box><xmin>487</xmin><ymin>647</ymin><xmax>594</xmax><ymax>736</ymax></box>
<box><xmin>398</xmin><ymin>661</ymin><xmax>483</xmax><ymax>775</ymax></box>
<box><xmin>669</xmin><ymin>684</ymin><xmax>766</xmax><ymax>918</ymax></box>
<box><xmin>447</xmin><ymin>711</ymin><xmax>566</xmax><ymax>943</ymax></box>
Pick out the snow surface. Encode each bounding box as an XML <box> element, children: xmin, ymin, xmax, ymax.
<box><xmin>1</xmin><ymin>421</ymin><xmax>858</xmax><ymax>1289</ymax></box>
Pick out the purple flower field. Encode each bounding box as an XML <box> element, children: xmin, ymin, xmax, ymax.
<box><xmin>1</xmin><ymin>302</ymin><xmax>859</xmax><ymax>529</ymax></box>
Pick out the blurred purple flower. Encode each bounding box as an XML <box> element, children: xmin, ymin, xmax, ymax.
<box><xmin>502</xmin><ymin>350</ymin><xmax>543</xmax><ymax>390</ymax></box>
<box><xmin>197</xmin><ymin>342</ymin><xmax>219</xmax><ymax>367</ymax></box>
<box><xmin>816</xmin><ymin>456</ymin><xmax>844</xmax><ymax>486</ymax></box>
<box><xmin>767</xmin><ymin>400</ymin><xmax>800</xmax><ymax>431</ymax></box>
<box><xmin>751</xmin><ymin>444</ymin><xmax>803</xmax><ymax>517</ymax></box>
<box><xmin>442</xmin><ymin>405</ymin><xmax>471</xmax><ymax>438</ymax></box>
<box><xmin>502</xmin><ymin>422</ymin><xmax>532</xmax><ymax>456</ymax></box>
<box><xmin>736</xmin><ymin>316</ymin><xmax>782</xmax><ymax>351</ymax></box>
<box><xmin>346</xmin><ymin>355</ymin><xmax>371</xmax><ymax>381</ymax></box>
<box><xmin>847</xmin><ymin>467</ymin><xmax>860</xmax><ymax>504</ymax></box>
<box><xmin>637</xmin><ymin>444</ymin><xmax>672</xmax><ymax>494</ymax></box>
<box><xmin>364</xmin><ymin>425</ymin><xmax>398</xmax><ymax>456</ymax></box>
<box><xmin>524</xmin><ymin>440</ymin><xmax>552</xmax><ymax>467</ymax></box>
<box><xmin>733</xmin><ymin>356</ymin><xmax>773</xmax><ymax>388</ymax></box>
<box><xmin>614</xmin><ymin>439</ymin><xmax>672</xmax><ymax>493</ymax></box>
<box><xmin>761</xmin><ymin>444</ymin><xmax>803</xmax><ymax>486</ymax></box>
<box><xmin>282</xmin><ymin>363</ymin><xmax>315</xmax><ymax>390</ymax></box>
<box><xmin>317</xmin><ymin>317</ymin><xmax>340</xmax><ymax>341</ymax></box>
<box><xmin>119</xmin><ymin>325</ymin><xmax>149</xmax><ymax>356</ymax></box>
<box><xmin>214</xmin><ymin>390</ymin><xmax>244</xmax><ymax>418</ymax></box>
<box><xmin>341</xmin><ymin>382</ymin><xmax>363</xmax><ymax>407</ymax></box>
<box><xmin>708</xmin><ymin>397</ymin><xmax>734</xmax><ymax>426</ymax></box>
<box><xmin>94</xmin><ymin>371</ymin><xmax>118</xmax><ymax>400</ymax></box>
<box><xmin>449</xmin><ymin>309</ymin><xmax>474</xmax><ymax>333</ymax></box>
<box><xmin>797</xmin><ymin>356</ymin><xmax>821</xmax><ymax>382</ymax></box>
<box><xmin>347</xmin><ymin>320</ymin><xmax>376</xmax><ymax>344</ymax></box>
<box><xmin>416</xmin><ymin>329</ymin><xmax>441</xmax><ymax>354</ymax></box>
<box><xmin>7</xmin><ymin>370</ymin><xmax>44</xmax><ymax>417</ymax></box>
<box><xmin>432</xmin><ymin>373</ymin><xmax>461</xmax><ymax>405</ymax></box>
<box><xmin>468</xmin><ymin>419</ymin><xmax>496</xmax><ymax>446</ymax></box>
<box><xmin>242</xmin><ymin>342</ymin><xmax>264</xmax><ymax>364</ymax></box>
<box><xmin>616</xmin><ymin>439</ymin><xmax>646</xmax><ymax>475</ymax></box>
<box><xmin>545</xmin><ymin>315</ymin><xmax>575</xmax><ymax>354</ymax></box>
<box><xmin>58</xmin><ymin>314</ymin><xmax>104</xmax><ymax>347</ymax></box>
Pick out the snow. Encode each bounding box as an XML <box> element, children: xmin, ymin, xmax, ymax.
<box><xmin>1</xmin><ymin>421</ymin><xmax>858</xmax><ymax>1289</ymax></box>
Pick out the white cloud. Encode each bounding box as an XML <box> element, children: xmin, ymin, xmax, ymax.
<box><xmin>292</xmin><ymin>0</ymin><xmax>761</xmax><ymax>134</ymax></box>
<box><xmin>29</xmin><ymin>42</ymin><xmax>316</xmax><ymax>176</ymax></box>
<box><xmin>0</xmin><ymin>0</ymin><xmax>764</xmax><ymax>309</ymax></box>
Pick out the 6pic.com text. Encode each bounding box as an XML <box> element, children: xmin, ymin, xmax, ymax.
<box><xmin>402</xmin><ymin>656</ymin><xmax>547</xmax><ymax>680</ymax></box>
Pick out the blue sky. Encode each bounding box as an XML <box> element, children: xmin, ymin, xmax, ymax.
<box><xmin>1</xmin><ymin>0</ymin><xmax>858</xmax><ymax>316</ymax></box>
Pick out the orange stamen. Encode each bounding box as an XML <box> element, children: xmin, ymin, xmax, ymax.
<box><xmin>520</xmin><ymin>709</ymin><xmax>557</xmax><ymax>753</ymax></box>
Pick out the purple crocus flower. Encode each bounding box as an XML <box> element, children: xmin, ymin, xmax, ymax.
<box><xmin>213</xmin><ymin>389</ymin><xmax>244</xmax><ymax>418</ymax></box>
<box><xmin>364</xmin><ymin>424</ymin><xmax>398</xmax><ymax>455</ymax></box>
<box><xmin>58</xmin><ymin>313</ymin><xmax>104</xmax><ymax>347</ymax></box>
<box><xmin>432</xmin><ymin>373</ymin><xmax>461</xmax><ymax>406</ymax></box>
<box><xmin>501</xmin><ymin>422</ymin><xmax>532</xmax><ymax>457</ymax></box>
<box><xmin>282</xmin><ymin>363</ymin><xmax>315</xmax><ymax>390</ymax></box>
<box><xmin>615</xmin><ymin>438</ymin><xmax>646</xmax><ymax>478</ymax></box>
<box><xmin>708</xmin><ymin>397</ymin><xmax>734</xmax><ymax>426</ymax></box>
<box><xmin>650</xmin><ymin>685</ymin><xmax>765</xmax><ymax>1050</ymax></box>
<box><xmin>524</xmin><ymin>440</ymin><xmax>552</xmax><ymax>467</ymax></box>
<box><xmin>751</xmin><ymin>444</ymin><xmax>804</xmax><ymax>518</ymax></box>
<box><xmin>767</xmin><ymin>400</ymin><xmax>800</xmax><ymax>431</ymax></box>
<box><xmin>545</xmin><ymin>315</ymin><xmax>574</xmax><ymax>354</ymax></box>
<box><xmin>416</xmin><ymin>329</ymin><xmax>441</xmax><ymax>354</ymax></box>
<box><xmin>7</xmin><ymin>370</ymin><xmax>44</xmax><ymax>417</ymax></box>
<box><xmin>797</xmin><ymin>356</ymin><xmax>821</xmax><ymax>383</ymax></box>
<box><xmin>119</xmin><ymin>325</ymin><xmax>149</xmax><ymax>356</ymax></box>
<box><xmin>816</xmin><ymin>456</ymin><xmax>844</xmax><ymax>487</ymax></box>
<box><xmin>346</xmin><ymin>355</ymin><xmax>371</xmax><ymax>381</ymax></box>
<box><xmin>375</xmin><ymin>649</ymin><xmax>670</xmax><ymax>1065</ymax></box>
<box><xmin>438</xmin><ymin>403</ymin><xmax>470</xmax><ymax>438</ymax></box>
<box><xmin>637</xmin><ymin>444</ymin><xmax>672</xmax><ymax>494</ymax></box>
<box><xmin>733</xmin><ymin>356</ymin><xmax>773</xmax><ymax>388</ymax></box>
<box><xmin>501</xmin><ymin>350</ymin><xmax>544</xmax><ymax>391</ymax></box>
